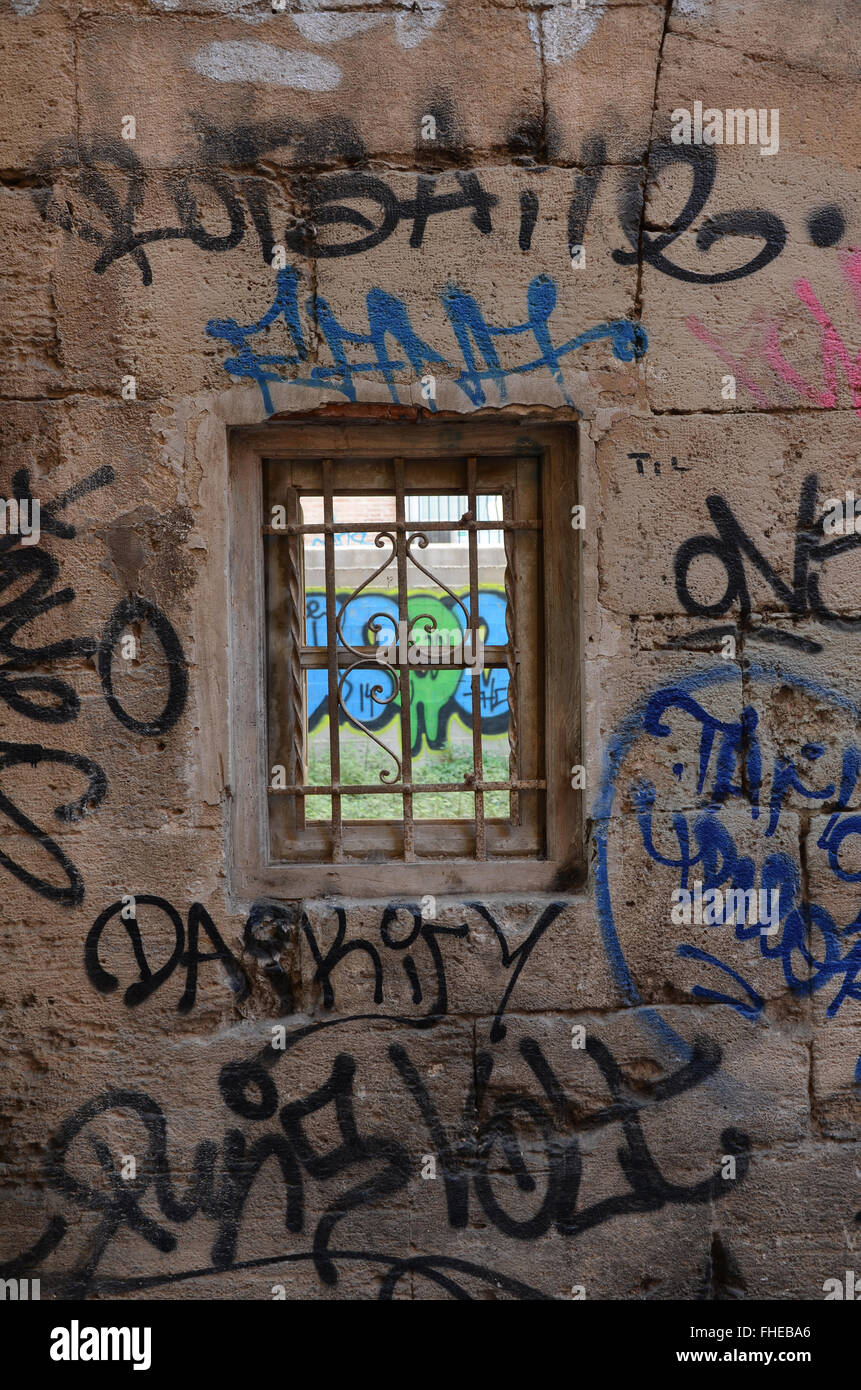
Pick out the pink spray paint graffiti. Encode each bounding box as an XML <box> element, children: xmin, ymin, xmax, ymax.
<box><xmin>688</xmin><ymin>248</ymin><xmax>861</xmax><ymax>417</ymax></box>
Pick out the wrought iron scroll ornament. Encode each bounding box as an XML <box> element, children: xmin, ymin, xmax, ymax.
<box><xmin>333</xmin><ymin>527</ymin><xmax>475</xmax><ymax>787</ymax></box>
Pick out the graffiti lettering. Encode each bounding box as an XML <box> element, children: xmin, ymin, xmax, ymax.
<box><xmin>594</xmin><ymin>666</ymin><xmax>861</xmax><ymax>1085</ymax></box>
<box><xmin>688</xmin><ymin>248</ymin><xmax>861</xmax><ymax>414</ymax></box>
<box><xmin>206</xmin><ymin>264</ymin><xmax>647</xmax><ymax>415</ymax></box>
<box><xmin>81</xmin><ymin>895</ymin><xmax>562</xmax><ymax>1048</ymax></box>
<box><xmin>673</xmin><ymin>473</ymin><xmax>861</xmax><ymax>654</ymax></box>
<box><xmin>0</xmin><ymin>467</ymin><xmax>189</xmax><ymax>904</ymax></box>
<box><xmin>85</xmin><ymin>897</ymin><xmax>250</xmax><ymax>1012</ymax></box>
<box><xmin>614</xmin><ymin>143</ymin><xmax>786</xmax><ymax>285</ymax></box>
<box><xmin>305</xmin><ymin>586</ymin><xmax>510</xmax><ymax>751</ymax></box>
<box><xmin>1</xmin><ymin>1030</ymin><xmax>747</xmax><ymax>1299</ymax></box>
<box><xmin>32</xmin><ymin>125</ymin><xmax>798</xmax><ymax>289</ymax></box>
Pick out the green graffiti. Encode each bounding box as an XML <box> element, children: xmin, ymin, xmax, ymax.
<box><xmin>305</xmin><ymin>585</ymin><xmax>506</xmax><ymax>755</ymax></box>
<box><xmin>407</xmin><ymin>595</ymin><xmax>464</xmax><ymax>748</ymax></box>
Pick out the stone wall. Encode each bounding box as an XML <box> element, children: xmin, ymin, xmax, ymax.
<box><xmin>1</xmin><ymin>0</ymin><xmax>859</xmax><ymax>1301</ymax></box>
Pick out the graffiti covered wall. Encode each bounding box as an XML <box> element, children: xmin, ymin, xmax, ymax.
<box><xmin>1</xmin><ymin>0</ymin><xmax>860</xmax><ymax>1305</ymax></box>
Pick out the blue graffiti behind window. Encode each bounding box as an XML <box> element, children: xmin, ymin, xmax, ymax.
<box><xmin>304</xmin><ymin>588</ymin><xmax>509</xmax><ymax>752</ymax></box>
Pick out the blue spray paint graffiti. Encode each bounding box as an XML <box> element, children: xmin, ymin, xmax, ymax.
<box><xmin>592</xmin><ymin>664</ymin><xmax>861</xmax><ymax>1088</ymax></box>
<box><xmin>206</xmin><ymin>265</ymin><xmax>648</xmax><ymax>415</ymax></box>
<box><xmin>305</xmin><ymin>587</ymin><xmax>509</xmax><ymax>754</ymax></box>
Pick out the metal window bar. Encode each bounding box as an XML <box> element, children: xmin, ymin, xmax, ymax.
<box><xmin>466</xmin><ymin>456</ymin><xmax>486</xmax><ymax>860</ymax></box>
<box><xmin>394</xmin><ymin>457</ymin><xmax>415</xmax><ymax>861</ymax></box>
<box><xmin>285</xmin><ymin>484</ymin><xmax>305</xmax><ymax>831</ymax></box>
<box><xmin>271</xmin><ymin>780</ymin><xmax>546</xmax><ymax>794</ymax></box>
<box><xmin>266</xmin><ymin>458</ymin><xmax>544</xmax><ymax>850</ymax></box>
<box><xmin>263</xmin><ymin>519</ymin><xmax>539</xmax><ymax>536</ymax></box>
<box><xmin>503</xmin><ymin>483</ymin><xmax>520</xmax><ymax>826</ymax></box>
<box><xmin>404</xmin><ymin>493</ymin><xmax>503</xmax><ymax>545</ymax></box>
<box><xmin>321</xmin><ymin>459</ymin><xmax>343</xmax><ymax>861</ymax></box>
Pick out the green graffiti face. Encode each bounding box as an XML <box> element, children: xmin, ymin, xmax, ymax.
<box><xmin>407</xmin><ymin>595</ymin><xmax>464</xmax><ymax>749</ymax></box>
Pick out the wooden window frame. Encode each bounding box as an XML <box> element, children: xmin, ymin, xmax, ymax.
<box><xmin>228</xmin><ymin>418</ymin><xmax>582</xmax><ymax>899</ymax></box>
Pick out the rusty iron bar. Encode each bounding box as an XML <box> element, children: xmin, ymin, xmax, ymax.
<box><xmin>502</xmin><ymin>483</ymin><xmax>520</xmax><ymax>827</ymax></box>
<box><xmin>263</xmin><ymin>519</ymin><xmax>541</xmax><ymax>535</ymax></box>
<box><xmin>298</xmin><ymin>646</ymin><xmax>509</xmax><ymax>667</ymax></box>
<box><xmin>270</xmin><ymin>780</ymin><xmax>547</xmax><ymax>795</ymax></box>
<box><xmin>285</xmin><ymin>485</ymin><xmax>305</xmax><ymax>830</ymax></box>
<box><xmin>466</xmin><ymin>455</ymin><xmax>486</xmax><ymax>861</ymax></box>
<box><xmin>321</xmin><ymin>459</ymin><xmax>343</xmax><ymax>861</ymax></box>
<box><xmin>393</xmin><ymin>457</ymin><xmax>415</xmax><ymax>861</ymax></box>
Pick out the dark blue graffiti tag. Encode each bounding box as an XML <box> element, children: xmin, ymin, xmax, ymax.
<box><xmin>206</xmin><ymin>265</ymin><xmax>648</xmax><ymax>415</ymax></box>
<box><xmin>593</xmin><ymin>665</ymin><xmax>861</xmax><ymax>1087</ymax></box>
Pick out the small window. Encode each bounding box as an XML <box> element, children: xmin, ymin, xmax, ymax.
<box><xmin>228</xmin><ymin>420</ymin><xmax>581</xmax><ymax>898</ymax></box>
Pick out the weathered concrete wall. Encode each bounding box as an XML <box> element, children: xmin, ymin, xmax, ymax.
<box><xmin>1</xmin><ymin>0</ymin><xmax>859</xmax><ymax>1301</ymax></box>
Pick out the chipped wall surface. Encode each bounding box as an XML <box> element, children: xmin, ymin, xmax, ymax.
<box><xmin>1</xmin><ymin>0</ymin><xmax>860</xmax><ymax>1305</ymax></box>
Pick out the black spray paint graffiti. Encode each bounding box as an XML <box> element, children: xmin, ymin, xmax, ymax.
<box><xmin>83</xmin><ymin>896</ymin><xmax>561</xmax><ymax>1046</ymax></box>
<box><xmin>85</xmin><ymin>898</ymin><xmax>250</xmax><ymax>1013</ymax></box>
<box><xmin>0</xmin><ymin>1029</ymin><xmax>749</xmax><ymax>1299</ymax></box>
<box><xmin>0</xmin><ymin>467</ymin><xmax>188</xmax><ymax>905</ymax></box>
<box><xmin>12</xmin><ymin>106</ymin><xmax>783</xmax><ymax>1301</ymax></box>
<box><xmin>612</xmin><ymin>141</ymin><xmax>788</xmax><ymax>286</ymax></box>
<box><xmin>32</xmin><ymin>124</ymin><xmax>804</xmax><ymax>289</ymax></box>
<box><xmin>672</xmin><ymin>473</ymin><xmax>861</xmax><ymax>654</ymax></box>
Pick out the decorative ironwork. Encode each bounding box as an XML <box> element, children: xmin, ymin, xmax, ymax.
<box><xmin>466</xmin><ymin>456</ymin><xmax>485</xmax><ymax>859</ymax></box>
<box><xmin>267</xmin><ymin>454</ymin><xmax>545</xmax><ymax>862</ymax></box>
<box><xmin>404</xmin><ymin>531</ymin><xmax>471</xmax><ymax>632</ymax></box>
<box><xmin>336</xmin><ymin>660</ymin><xmax>401</xmax><ymax>782</ymax></box>
<box><xmin>333</xmin><ymin>528</ymin><xmax>404</xmax><ymax>787</ymax></box>
<box><xmin>333</xmin><ymin>530</ymin><xmax>397</xmax><ymax>658</ymax></box>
